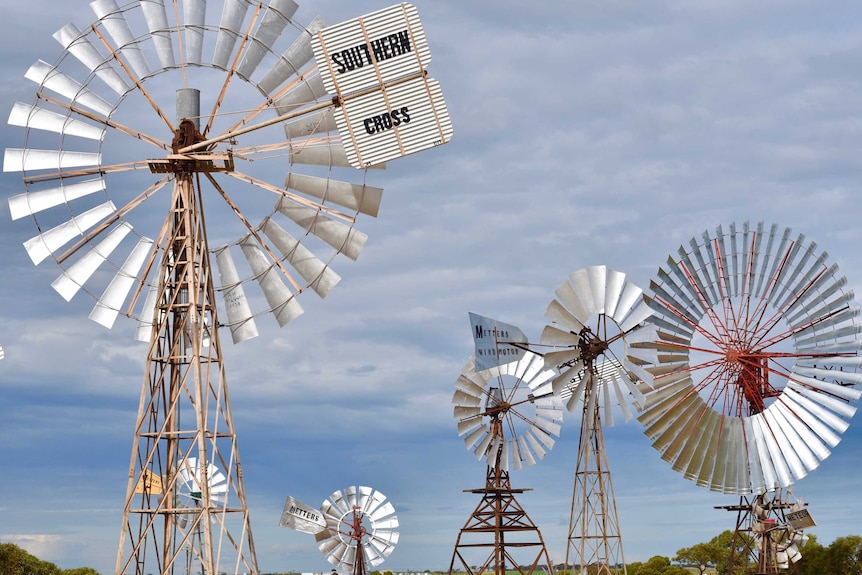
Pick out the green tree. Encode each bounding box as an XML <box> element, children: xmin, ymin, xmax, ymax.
<box><xmin>675</xmin><ymin>541</ymin><xmax>721</xmax><ymax>574</ymax></box>
<box><xmin>0</xmin><ymin>542</ymin><xmax>62</xmax><ymax>575</ymax></box>
<box><xmin>804</xmin><ymin>534</ymin><xmax>862</xmax><ymax>575</ymax></box>
<box><xmin>61</xmin><ymin>568</ymin><xmax>101</xmax><ymax>575</ymax></box>
<box><xmin>631</xmin><ymin>556</ymin><xmax>671</xmax><ymax>575</ymax></box>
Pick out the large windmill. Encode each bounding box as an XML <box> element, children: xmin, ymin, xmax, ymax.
<box><xmin>630</xmin><ymin>221</ymin><xmax>862</xmax><ymax>574</ymax></box>
<box><xmin>539</xmin><ymin>266</ymin><xmax>654</xmax><ymax>575</ymax></box>
<box><xmin>3</xmin><ymin>2</ymin><xmax>451</xmax><ymax>575</ymax></box>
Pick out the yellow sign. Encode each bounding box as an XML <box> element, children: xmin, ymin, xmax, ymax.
<box><xmin>134</xmin><ymin>470</ymin><xmax>164</xmax><ymax>495</ymax></box>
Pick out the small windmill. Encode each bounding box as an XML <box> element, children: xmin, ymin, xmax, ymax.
<box><xmin>449</xmin><ymin>314</ymin><xmax>562</xmax><ymax>575</ymax></box>
<box><xmin>4</xmin><ymin>2</ymin><xmax>451</xmax><ymax>575</ymax></box>
<box><xmin>279</xmin><ymin>486</ymin><xmax>400</xmax><ymax>575</ymax></box>
<box><xmin>540</xmin><ymin>266</ymin><xmax>654</xmax><ymax>575</ymax></box>
<box><xmin>631</xmin><ymin>222</ymin><xmax>862</xmax><ymax>574</ymax></box>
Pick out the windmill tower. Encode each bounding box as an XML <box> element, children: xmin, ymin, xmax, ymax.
<box><xmin>3</xmin><ymin>2</ymin><xmax>451</xmax><ymax>575</ymax></box>
<box><xmin>450</xmin><ymin>322</ymin><xmax>562</xmax><ymax>575</ymax></box>
<box><xmin>630</xmin><ymin>221</ymin><xmax>862</xmax><ymax>574</ymax></box>
<box><xmin>540</xmin><ymin>266</ymin><xmax>654</xmax><ymax>575</ymax></box>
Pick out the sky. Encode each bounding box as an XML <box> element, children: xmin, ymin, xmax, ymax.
<box><xmin>2</xmin><ymin>1</ymin><xmax>862</xmax><ymax>574</ymax></box>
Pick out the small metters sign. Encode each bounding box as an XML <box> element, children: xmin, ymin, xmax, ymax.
<box><xmin>279</xmin><ymin>495</ymin><xmax>328</xmax><ymax>534</ymax></box>
<box><xmin>311</xmin><ymin>3</ymin><xmax>453</xmax><ymax>168</ymax></box>
<box><xmin>469</xmin><ymin>312</ymin><xmax>529</xmax><ymax>371</ymax></box>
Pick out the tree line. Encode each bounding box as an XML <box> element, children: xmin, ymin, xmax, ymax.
<box><xmin>4</xmin><ymin>531</ymin><xmax>862</xmax><ymax>575</ymax></box>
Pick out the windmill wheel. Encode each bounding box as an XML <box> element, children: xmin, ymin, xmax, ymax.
<box><xmin>540</xmin><ymin>265</ymin><xmax>655</xmax><ymax>423</ymax></box>
<box><xmin>4</xmin><ymin>0</ymin><xmax>387</xmax><ymax>343</ymax></box>
<box><xmin>174</xmin><ymin>456</ymin><xmax>228</xmax><ymax>528</ymax></box>
<box><xmin>631</xmin><ymin>221</ymin><xmax>862</xmax><ymax>494</ymax></box>
<box><xmin>317</xmin><ymin>486</ymin><xmax>400</xmax><ymax>572</ymax></box>
<box><xmin>453</xmin><ymin>351</ymin><xmax>562</xmax><ymax>471</ymax></box>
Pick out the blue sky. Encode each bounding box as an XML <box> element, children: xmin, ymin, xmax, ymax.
<box><xmin>1</xmin><ymin>1</ymin><xmax>862</xmax><ymax>574</ymax></box>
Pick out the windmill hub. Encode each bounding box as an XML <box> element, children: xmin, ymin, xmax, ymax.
<box><xmin>578</xmin><ymin>329</ymin><xmax>609</xmax><ymax>363</ymax></box>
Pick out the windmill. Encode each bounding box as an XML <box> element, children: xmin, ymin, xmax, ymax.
<box><xmin>539</xmin><ymin>266</ymin><xmax>654</xmax><ymax>575</ymax></box>
<box><xmin>279</xmin><ymin>487</ymin><xmax>399</xmax><ymax>575</ymax></box>
<box><xmin>450</xmin><ymin>315</ymin><xmax>562</xmax><ymax>575</ymax></box>
<box><xmin>630</xmin><ymin>221</ymin><xmax>862</xmax><ymax>574</ymax></box>
<box><xmin>3</xmin><ymin>2</ymin><xmax>451</xmax><ymax>575</ymax></box>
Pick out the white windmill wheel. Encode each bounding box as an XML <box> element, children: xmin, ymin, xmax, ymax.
<box><xmin>453</xmin><ymin>350</ymin><xmax>562</xmax><ymax>472</ymax></box>
<box><xmin>540</xmin><ymin>265</ymin><xmax>655</xmax><ymax>420</ymax></box>
<box><xmin>176</xmin><ymin>456</ymin><xmax>229</xmax><ymax>509</ymax></box>
<box><xmin>317</xmin><ymin>485</ymin><xmax>399</xmax><ymax>575</ymax></box>
<box><xmin>632</xmin><ymin>221</ymin><xmax>862</xmax><ymax>495</ymax></box>
<box><xmin>1</xmin><ymin>0</ymin><xmax>421</xmax><ymax>344</ymax></box>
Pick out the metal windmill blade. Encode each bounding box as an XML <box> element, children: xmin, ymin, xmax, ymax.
<box><xmin>317</xmin><ymin>485</ymin><xmax>399</xmax><ymax>575</ymax></box>
<box><xmin>633</xmin><ymin>221</ymin><xmax>862</xmax><ymax>495</ymax></box>
<box><xmin>453</xmin><ymin>351</ymin><xmax>562</xmax><ymax>472</ymax></box>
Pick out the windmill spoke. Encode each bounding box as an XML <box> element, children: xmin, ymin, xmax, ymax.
<box><xmin>203</xmin><ymin>3</ymin><xmax>264</xmax><ymax>137</ymax></box>
<box><xmin>223</xmin><ymin>170</ymin><xmax>357</xmax><ymax>223</ymax></box>
<box><xmin>90</xmin><ymin>25</ymin><xmax>175</xmax><ymax>133</ymax></box>
<box><xmin>204</xmin><ymin>172</ymin><xmax>302</xmax><ymax>291</ymax></box>
<box><xmin>54</xmin><ymin>176</ymin><xmax>170</xmax><ymax>265</ymax></box>
<box><xmin>23</xmin><ymin>161</ymin><xmax>152</xmax><ymax>185</ymax></box>
<box><xmin>37</xmin><ymin>92</ymin><xmax>170</xmax><ymax>151</ymax></box>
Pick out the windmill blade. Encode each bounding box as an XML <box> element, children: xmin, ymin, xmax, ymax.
<box><xmin>24</xmin><ymin>60</ymin><xmax>113</xmax><ymax>116</ymax></box>
<box><xmin>462</xmin><ymin>424</ymin><xmax>487</xmax><ymax>450</ymax></box>
<box><xmin>4</xmin><ymin>148</ymin><xmax>102</xmax><ymax>173</ymax></box>
<box><xmin>553</xmin><ymin>278</ymin><xmax>593</xmax><ymax>326</ymax></box>
<box><xmin>214</xmin><ymin>247</ymin><xmax>259</xmax><ymax>343</ymax></box>
<box><xmin>261</xmin><ymin>217</ymin><xmax>341</xmax><ymax>298</ymax></box>
<box><xmin>543</xmin><ymin>298</ymin><xmax>585</xmax><ymax>335</ymax></box>
<box><xmin>285</xmin><ymin>172</ymin><xmax>383</xmax><ymax>218</ymax></box>
<box><xmin>237</xmin><ymin>0</ymin><xmax>299</xmax><ymax>80</ymax></box>
<box><xmin>133</xmin><ymin>284</ymin><xmax>158</xmax><ymax>342</ymax></box>
<box><xmin>140</xmin><ymin>0</ymin><xmax>175</xmax><ymax>68</ymax></box>
<box><xmin>90</xmin><ymin>0</ymin><xmax>151</xmax><ymax>80</ymax></box>
<box><xmin>274</xmin><ymin>72</ymin><xmax>327</xmax><ymax>115</ymax></box>
<box><xmin>540</xmin><ymin>324</ymin><xmax>579</xmax><ymax>347</ymax></box>
<box><xmin>285</xmin><ymin>143</ymin><xmax>382</xmax><ymax>171</ymax></box>
<box><xmin>9</xmin><ymin>102</ymin><xmax>106</xmax><ymax>140</ymax></box>
<box><xmin>283</xmin><ymin>108</ymin><xmax>339</xmax><ymax>140</ymax></box>
<box><xmin>23</xmin><ymin>202</ymin><xmax>115</xmax><ymax>265</ymax></box>
<box><xmin>51</xmin><ymin>222</ymin><xmax>131</xmax><ymax>301</ymax></box>
<box><xmin>259</xmin><ymin>16</ymin><xmax>324</xmax><ymax>95</ymax></box>
<box><xmin>87</xmin><ymin>236</ymin><xmax>152</xmax><ymax>328</ymax></box>
<box><xmin>52</xmin><ymin>23</ymin><xmax>129</xmax><ymax>95</ymax></box>
<box><xmin>181</xmin><ymin>0</ymin><xmax>207</xmax><ymax>65</ymax></box>
<box><xmin>212</xmin><ymin>0</ymin><xmax>252</xmax><ymax>70</ymax></box>
<box><xmin>8</xmin><ymin>178</ymin><xmax>105</xmax><ymax>221</ymax></box>
<box><xmin>512</xmin><ymin>436</ymin><xmax>533</xmax><ymax>467</ymax></box>
<box><xmin>544</xmin><ymin>348</ymin><xmax>579</xmax><ymax>371</ymax></box>
<box><xmin>569</xmin><ymin>267</ymin><xmax>601</xmax><ymax>318</ymax></box>
<box><xmin>275</xmin><ymin>199</ymin><xmax>367</xmax><ymax>261</ymax></box>
<box><xmin>239</xmin><ymin>235</ymin><xmax>303</xmax><ymax>327</ymax></box>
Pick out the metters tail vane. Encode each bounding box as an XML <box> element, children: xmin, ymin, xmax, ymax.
<box><xmin>280</xmin><ymin>496</ymin><xmax>328</xmax><ymax>535</ymax></box>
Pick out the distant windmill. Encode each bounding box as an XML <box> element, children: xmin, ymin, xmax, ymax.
<box><xmin>280</xmin><ymin>486</ymin><xmax>399</xmax><ymax>575</ymax></box>
<box><xmin>449</xmin><ymin>314</ymin><xmax>562</xmax><ymax>575</ymax></box>
<box><xmin>3</xmin><ymin>2</ymin><xmax>451</xmax><ymax>575</ymax></box>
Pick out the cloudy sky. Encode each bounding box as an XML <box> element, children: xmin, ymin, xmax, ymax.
<box><xmin>2</xmin><ymin>1</ymin><xmax>862</xmax><ymax>574</ymax></box>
